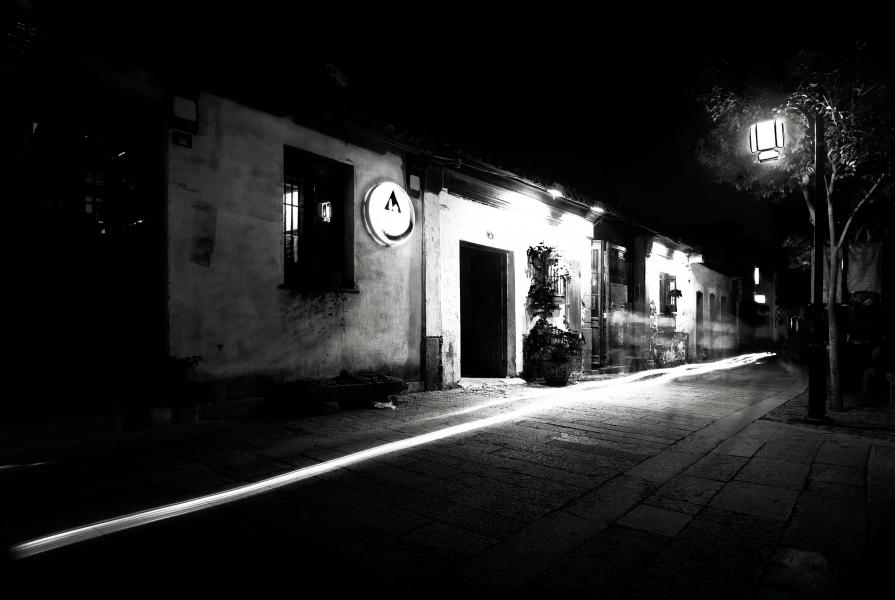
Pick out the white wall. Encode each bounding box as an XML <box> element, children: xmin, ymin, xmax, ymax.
<box><xmin>645</xmin><ymin>250</ymin><xmax>697</xmax><ymax>355</ymax></box>
<box><xmin>167</xmin><ymin>93</ymin><xmax>423</xmax><ymax>388</ymax></box>
<box><xmin>427</xmin><ymin>189</ymin><xmax>593</xmax><ymax>384</ymax></box>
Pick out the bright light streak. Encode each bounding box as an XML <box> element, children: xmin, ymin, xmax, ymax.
<box><xmin>754</xmin><ymin>267</ymin><xmax>760</xmax><ymax>285</ymax></box>
<box><xmin>10</xmin><ymin>352</ymin><xmax>774</xmax><ymax>560</ymax></box>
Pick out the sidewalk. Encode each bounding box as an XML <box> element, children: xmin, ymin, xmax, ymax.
<box><xmin>5</xmin><ymin>358</ymin><xmax>895</xmax><ymax>598</ymax></box>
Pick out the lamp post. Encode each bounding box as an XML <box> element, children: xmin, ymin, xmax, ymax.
<box><xmin>749</xmin><ymin>110</ymin><xmax>827</xmax><ymax>420</ymax></box>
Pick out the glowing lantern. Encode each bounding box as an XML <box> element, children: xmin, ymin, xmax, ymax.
<box><xmin>749</xmin><ymin>119</ymin><xmax>785</xmax><ymax>162</ymax></box>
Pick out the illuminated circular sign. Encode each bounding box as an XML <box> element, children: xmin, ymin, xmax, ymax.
<box><xmin>363</xmin><ymin>181</ymin><xmax>415</xmax><ymax>247</ymax></box>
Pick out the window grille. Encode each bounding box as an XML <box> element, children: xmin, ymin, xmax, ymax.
<box><xmin>282</xmin><ymin>146</ymin><xmax>354</xmax><ymax>290</ymax></box>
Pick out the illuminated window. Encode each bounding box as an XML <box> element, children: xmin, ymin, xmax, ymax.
<box><xmin>283</xmin><ymin>146</ymin><xmax>355</xmax><ymax>290</ymax></box>
<box><xmin>659</xmin><ymin>272</ymin><xmax>678</xmax><ymax>316</ymax></box>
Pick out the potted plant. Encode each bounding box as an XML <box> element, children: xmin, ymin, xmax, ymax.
<box><xmin>522</xmin><ymin>243</ymin><xmax>585</xmax><ymax>385</ymax></box>
<box><xmin>542</xmin><ymin>337</ymin><xmax>578</xmax><ymax>386</ymax></box>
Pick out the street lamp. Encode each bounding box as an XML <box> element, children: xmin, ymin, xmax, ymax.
<box><xmin>749</xmin><ymin>110</ymin><xmax>827</xmax><ymax>420</ymax></box>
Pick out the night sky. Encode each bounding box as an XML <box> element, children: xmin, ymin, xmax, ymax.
<box><xmin>18</xmin><ymin>3</ymin><xmax>894</xmax><ymax>269</ymax></box>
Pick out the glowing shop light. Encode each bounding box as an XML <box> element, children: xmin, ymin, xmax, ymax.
<box><xmin>754</xmin><ymin>293</ymin><xmax>766</xmax><ymax>304</ymax></box>
<box><xmin>10</xmin><ymin>352</ymin><xmax>774</xmax><ymax>560</ymax></box>
<box><xmin>754</xmin><ymin>267</ymin><xmax>760</xmax><ymax>285</ymax></box>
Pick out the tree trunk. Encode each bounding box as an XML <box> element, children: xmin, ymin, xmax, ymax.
<box><xmin>827</xmin><ymin>242</ymin><xmax>843</xmax><ymax>410</ymax></box>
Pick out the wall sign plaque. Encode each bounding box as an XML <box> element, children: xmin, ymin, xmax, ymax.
<box><xmin>363</xmin><ymin>181</ymin><xmax>415</xmax><ymax>247</ymax></box>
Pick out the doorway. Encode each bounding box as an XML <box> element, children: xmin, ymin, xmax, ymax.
<box><xmin>460</xmin><ymin>242</ymin><xmax>508</xmax><ymax>377</ymax></box>
<box><xmin>16</xmin><ymin>98</ymin><xmax>165</xmax><ymax>422</ymax></box>
<box><xmin>696</xmin><ymin>291</ymin><xmax>704</xmax><ymax>359</ymax></box>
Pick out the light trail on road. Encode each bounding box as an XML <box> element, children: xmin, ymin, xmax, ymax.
<box><xmin>431</xmin><ymin>353</ymin><xmax>773</xmax><ymax>418</ymax></box>
<box><xmin>10</xmin><ymin>352</ymin><xmax>773</xmax><ymax>559</ymax></box>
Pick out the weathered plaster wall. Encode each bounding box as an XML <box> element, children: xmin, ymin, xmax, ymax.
<box><xmin>167</xmin><ymin>94</ymin><xmax>422</xmax><ymax>390</ymax></box>
<box><xmin>692</xmin><ymin>263</ymin><xmax>737</xmax><ymax>355</ymax></box>
<box><xmin>430</xmin><ymin>189</ymin><xmax>593</xmax><ymax>384</ymax></box>
<box><xmin>645</xmin><ymin>250</ymin><xmax>697</xmax><ymax>356</ymax></box>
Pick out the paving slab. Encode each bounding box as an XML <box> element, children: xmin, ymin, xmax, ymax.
<box><xmin>616</xmin><ymin>504</ymin><xmax>693</xmax><ymax>537</ymax></box>
<box><xmin>462</xmin><ymin>510</ymin><xmax>605</xmax><ymax>591</ymax></box>
<box><xmin>684</xmin><ymin>453</ymin><xmax>749</xmax><ymax>481</ymax></box>
<box><xmin>652</xmin><ymin>507</ymin><xmax>783</xmax><ymax>590</ymax></box>
<box><xmin>709</xmin><ymin>480</ymin><xmax>800</xmax><ymax>521</ymax></box>
<box><xmin>780</xmin><ymin>492</ymin><xmax>866</xmax><ymax>563</ymax></box>
<box><xmin>654</xmin><ymin>474</ymin><xmax>726</xmax><ymax>505</ymax></box>
<box><xmin>734</xmin><ymin>457</ymin><xmax>811</xmax><ymax>491</ymax></box>
<box><xmin>532</xmin><ymin>526</ymin><xmax>666</xmax><ymax>595</ymax></box>
<box><xmin>814</xmin><ymin>437</ymin><xmax>871</xmax><ymax>469</ymax></box>
<box><xmin>566</xmin><ymin>475</ymin><xmax>657</xmax><ymax>525</ymax></box>
<box><xmin>809</xmin><ymin>462</ymin><xmax>866</xmax><ymax>487</ymax></box>
<box><xmin>626</xmin><ymin>450</ymin><xmax>702</xmax><ymax>483</ymax></box>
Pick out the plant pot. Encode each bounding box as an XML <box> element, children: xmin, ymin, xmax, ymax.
<box><xmin>542</xmin><ymin>360</ymin><xmax>572</xmax><ymax>386</ymax></box>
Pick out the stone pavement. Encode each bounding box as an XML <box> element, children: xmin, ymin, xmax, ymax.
<box><xmin>3</xmin><ymin>358</ymin><xmax>894</xmax><ymax>598</ymax></box>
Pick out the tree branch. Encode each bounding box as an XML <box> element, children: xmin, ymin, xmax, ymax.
<box><xmin>801</xmin><ymin>184</ymin><xmax>815</xmax><ymax>225</ymax></box>
<box><xmin>836</xmin><ymin>173</ymin><xmax>886</xmax><ymax>251</ymax></box>
<box><xmin>827</xmin><ymin>166</ymin><xmax>837</xmax><ymax>201</ymax></box>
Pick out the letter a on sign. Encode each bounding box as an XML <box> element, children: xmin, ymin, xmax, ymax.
<box><xmin>364</xmin><ymin>181</ymin><xmax>415</xmax><ymax>247</ymax></box>
<box><xmin>385</xmin><ymin>190</ymin><xmax>402</xmax><ymax>213</ymax></box>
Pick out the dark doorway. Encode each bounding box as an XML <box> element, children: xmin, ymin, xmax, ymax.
<box><xmin>460</xmin><ymin>242</ymin><xmax>508</xmax><ymax>377</ymax></box>
<box><xmin>13</xmin><ymin>92</ymin><xmax>166</xmax><ymax>424</ymax></box>
<box><xmin>696</xmin><ymin>291</ymin><xmax>704</xmax><ymax>357</ymax></box>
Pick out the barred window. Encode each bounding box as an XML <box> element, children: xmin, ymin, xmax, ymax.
<box><xmin>659</xmin><ymin>272</ymin><xmax>678</xmax><ymax>315</ymax></box>
<box><xmin>283</xmin><ymin>146</ymin><xmax>354</xmax><ymax>291</ymax></box>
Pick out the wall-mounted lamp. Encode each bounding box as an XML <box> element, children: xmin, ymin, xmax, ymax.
<box><xmin>317</xmin><ymin>201</ymin><xmax>332</xmax><ymax>223</ymax></box>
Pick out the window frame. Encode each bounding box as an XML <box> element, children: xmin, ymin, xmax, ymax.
<box><xmin>281</xmin><ymin>145</ymin><xmax>356</xmax><ymax>292</ymax></box>
<box><xmin>659</xmin><ymin>272</ymin><xmax>678</xmax><ymax>316</ymax></box>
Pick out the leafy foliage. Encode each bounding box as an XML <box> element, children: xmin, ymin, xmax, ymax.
<box><xmin>526</xmin><ymin>242</ymin><xmax>568</xmax><ymax>320</ymax></box>
<box><xmin>694</xmin><ymin>42</ymin><xmax>895</xmax><ymax>408</ymax></box>
<box><xmin>522</xmin><ymin>243</ymin><xmax>584</xmax><ymax>380</ymax></box>
<box><xmin>781</xmin><ymin>235</ymin><xmax>812</xmax><ymax>272</ymax></box>
<box><xmin>695</xmin><ymin>44</ymin><xmax>894</xmax><ymax>229</ymax></box>
<box><xmin>523</xmin><ymin>317</ymin><xmax>584</xmax><ymax>374</ymax></box>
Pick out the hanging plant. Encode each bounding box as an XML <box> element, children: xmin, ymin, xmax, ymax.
<box><xmin>526</xmin><ymin>243</ymin><xmax>568</xmax><ymax>320</ymax></box>
<box><xmin>523</xmin><ymin>243</ymin><xmax>582</xmax><ymax>384</ymax></box>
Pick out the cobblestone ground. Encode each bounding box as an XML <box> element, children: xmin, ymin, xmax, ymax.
<box><xmin>763</xmin><ymin>389</ymin><xmax>895</xmax><ymax>442</ymax></box>
<box><xmin>6</xmin><ymin>361</ymin><xmax>894</xmax><ymax>599</ymax></box>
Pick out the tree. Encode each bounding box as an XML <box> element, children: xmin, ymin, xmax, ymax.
<box><xmin>695</xmin><ymin>42</ymin><xmax>895</xmax><ymax>409</ymax></box>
